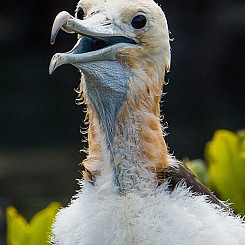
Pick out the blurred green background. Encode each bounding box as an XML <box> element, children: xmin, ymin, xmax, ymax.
<box><xmin>0</xmin><ymin>0</ymin><xmax>244</xmax><ymax>244</ymax></box>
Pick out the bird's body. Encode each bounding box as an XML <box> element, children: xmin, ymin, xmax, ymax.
<box><xmin>49</xmin><ymin>0</ymin><xmax>245</xmax><ymax>244</ymax></box>
<box><xmin>52</xmin><ymin>180</ymin><xmax>245</xmax><ymax>245</ymax></box>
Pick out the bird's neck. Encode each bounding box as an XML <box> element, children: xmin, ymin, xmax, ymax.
<box><xmin>82</xmin><ymin>92</ymin><xmax>169</xmax><ymax>194</ymax></box>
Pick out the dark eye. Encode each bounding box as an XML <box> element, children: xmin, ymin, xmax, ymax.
<box><xmin>76</xmin><ymin>7</ymin><xmax>85</xmax><ymax>20</ymax></box>
<box><xmin>131</xmin><ymin>15</ymin><xmax>147</xmax><ymax>29</ymax></box>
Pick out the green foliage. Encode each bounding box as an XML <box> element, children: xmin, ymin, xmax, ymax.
<box><xmin>206</xmin><ymin>130</ymin><xmax>245</xmax><ymax>214</ymax></box>
<box><xmin>7</xmin><ymin>202</ymin><xmax>61</xmax><ymax>245</ymax></box>
<box><xmin>187</xmin><ymin>130</ymin><xmax>245</xmax><ymax>215</ymax></box>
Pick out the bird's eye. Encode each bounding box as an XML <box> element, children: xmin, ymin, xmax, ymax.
<box><xmin>76</xmin><ymin>7</ymin><xmax>85</xmax><ymax>20</ymax></box>
<box><xmin>131</xmin><ymin>15</ymin><xmax>147</xmax><ymax>29</ymax></box>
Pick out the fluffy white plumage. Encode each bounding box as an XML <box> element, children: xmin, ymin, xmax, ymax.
<box><xmin>51</xmin><ymin>180</ymin><xmax>245</xmax><ymax>245</ymax></box>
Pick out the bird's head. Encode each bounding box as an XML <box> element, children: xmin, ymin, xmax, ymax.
<box><xmin>50</xmin><ymin>0</ymin><xmax>170</xmax><ymax>142</ymax></box>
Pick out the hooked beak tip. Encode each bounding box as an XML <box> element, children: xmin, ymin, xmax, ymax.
<box><xmin>50</xmin><ymin>38</ymin><xmax>55</xmax><ymax>45</ymax></box>
<box><xmin>49</xmin><ymin>56</ymin><xmax>58</xmax><ymax>75</ymax></box>
<box><xmin>49</xmin><ymin>53</ymin><xmax>68</xmax><ymax>75</ymax></box>
<box><xmin>50</xmin><ymin>11</ymin><xmax>72</xmax><ymax>46</ymax></box>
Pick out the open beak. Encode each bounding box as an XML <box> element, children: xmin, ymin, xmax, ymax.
<box><xmin>49</xmin><ymin>11</ymin><xmax>136</xmax><ymax>74</ymax></box>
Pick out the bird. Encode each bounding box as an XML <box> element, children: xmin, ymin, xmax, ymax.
<box><xmin>49</xmin><ymin>0</ymin><xmax>245</xmax><ymax>244</ymax></box>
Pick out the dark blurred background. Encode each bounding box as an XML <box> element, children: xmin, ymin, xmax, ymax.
<box><xmin>0</xmin><ymin>0</ymin><xmax>244</xmax><ymax>242</ymax></box>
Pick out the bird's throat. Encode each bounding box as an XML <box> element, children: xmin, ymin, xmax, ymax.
<box><xmin>82</xmin><ymin>94</ymin><xmax>169</xmax><ymax>194</ymax></box>
<box><xmin>80</xmin><ymin>60</ymin><xmax>170</xmax><ymax>193</ymax></box>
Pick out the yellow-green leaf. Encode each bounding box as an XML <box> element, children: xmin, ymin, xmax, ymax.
<box><xmin>205</xmin><ymin>130</ymin><xmax>245</xmax><ymax>214</ymax></box>
<box><xmin>6</xmin><ymin>202</ymin><xmax>61</xmax><ymax>245</ymax></box>
<box><xmin>29</xmin><ymin>202</ymin><xmax>61</xmax><ymax>245</ymax></box>
<box><xmin>6</xmin><ymin>206</ymin><xmax>30</xmax><ymax>245</ymax></box>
